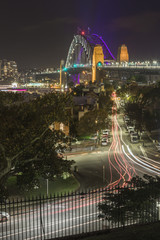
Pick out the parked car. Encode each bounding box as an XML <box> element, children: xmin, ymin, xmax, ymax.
<box><xmin>128</xmin><ymin>127</ymin><xmax>135</xmax><ymax>133</ymax></box>
<box><xmin>129</xmin><ymin>130</ymin><xmax>135</xmax><ymax>135</ymax></box>
<box><xmin>101</xmin><ymin>138</ymin><xmax>108</xmax><ymax>146</ymax></box>
<box><xmin>71</xmin><ymin>138</ymin><xmax>81</xmax><ymax>144</ymax></box>
<box><xmin>127</xmin><ymin>125</ymin><xmax>134</xmax><ymax>131</ymax></box>
<box><xmin>102</xmin><ymin>129</ymin><xmax>110</xmax><ymax>135</ymax></box>
<box><xmin>0</xmin><ymin>212</ymin><xmax>10</xmax><ymax>222</ymax></box>
<box><xmin>130</xmin><ymin>132</ymin><xmax>138</xmax><ymax>137</ymax></box>
<box><xmin>130</xmin><ymin>132</ymin><xmax>139</xmax><ymax>143</ymax></box>
<box><xmin>102</xmin><ymin>129</ymin><xmax>110</xmax><ymax>138</ymax></box>
<box><xmin>124</xmin><ymin>115</ymin><xmax>130</xmax><ymax>121</ymax></box>
<box><xmin>125</xmin><ymin>121</ymin><xmax>132</xmax><ymax>129</ymax></box>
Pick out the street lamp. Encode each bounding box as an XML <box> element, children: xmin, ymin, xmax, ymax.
<box><xmin>156</xmin><ymin>202</ymin><xmax>160</xmax><ymax>220</ymax></box>
<box><xmin>46</xmin><ymin>179</ymin><xmax>49</xmax><ymax>197</ymax></box>
<box><xmin>102</xmin><ymin>165</ymin><xmax>105</xmax><ymax>183</ymax></box>
<box><xmin>153</xmin><ymin>60</ymin><xmax>157</xmax><ymax>67</ymax></box>
<box><xmin>46</xmin><ymin>173</ymin><xmax>50</xmax><ymax>197</ymax></box>
<box><xmin>99</xmin><ymin>157</ymin><xmax>106</xmax><ymax>184</ymax></box>
<box><xmin>60</xmin><ymin>60</ymin><xmax>65</xmax><ymax>89</ymax></box>
<box><xmin>95</xmin><ymin>120</ymin><xmax>98</xmax><ymax>146</ymax></box>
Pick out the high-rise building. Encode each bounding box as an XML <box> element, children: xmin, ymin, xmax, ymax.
<box><xmin>0</xmin><ymin>59</ymin><xmax>18</xmax><ymax>82</ymax></box>
<box><xmin>117</xmin><ymin>44</ymin><xmax>129</xmax><ymax>63</ymax></box>
<box><xmin>0</xmin><ymin>60</ymin><xmax>2</xmax><ymax>80</ymax></box>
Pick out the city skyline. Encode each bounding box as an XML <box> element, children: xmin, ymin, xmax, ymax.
<box><xmin>0</xmin><ymin>0</ymin><xmax>160</xmax><ymax>68</ymax></box>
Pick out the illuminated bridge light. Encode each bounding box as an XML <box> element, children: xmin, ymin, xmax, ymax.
<box><xmin>97</xmin><ymin>62</ymin><xmax>103</xmax><ymax>67</ymax></box>
<box><xmin>63</xmin><ymin>67</ymin><xmax>68</xmax><ymax>72</ymax></box>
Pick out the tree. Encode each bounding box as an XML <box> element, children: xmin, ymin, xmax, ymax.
<box><xmin>0</xmin><ymin>92</ymin><xmax>74</xmax><ymax>198</ymax></box>
<box><xmin>72</xmin><ymin>84</ymin><xmax>85</xmax><ymax>96</ymax></box>
<box><xmin>125</xmin><ymin>102</ymin><xmax>143</xmax><ymax>133</ymax></box>
<box><xmin>76</xmin><ymin>91</ymin><xmax>112</xmax><ymax>137</ymax></box>
<box><xmin>98</xmin><ymin>175</ymin><xmax>160</xmax><ymax>227</ymax></box>
<box><xmin>123</xmin><ymin>85</ymin><xmax>160</xmax><ymax>132</ymax></box>
<box><xmin>77</xmin><ymin>109</ymin><xmax>110</xmax><ymax>137</ymax></box>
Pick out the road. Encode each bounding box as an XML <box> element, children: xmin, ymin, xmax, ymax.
<box><xmin>68</xmin><ymin>104</ymin><xmax>160</xmax><ymax>190</ymax></box>
<box><xmin>1</xmin><ymin>103</ymin><xmax>160</xmax><ymax>240</ymax></box>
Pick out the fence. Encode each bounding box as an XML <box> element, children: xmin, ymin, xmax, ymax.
<box><xmin>0</xmin><ymin>184</ymin><xmax>160</xmax><ymax>240</ymax></box>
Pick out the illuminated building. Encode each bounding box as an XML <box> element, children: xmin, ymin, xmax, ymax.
<box><xmin>117</xmin><ymin>44</ymin><xmax>129</xmax><ymax>63</ymax></box>
<box><xmin>92</xmin><ymin>45</ymin><xmax>104</xmax><ymax>83</ymax></box>
<box><xmin>0</xmin><ymin>59</ymin><xmax>18</xmax><ymax>81</ymax></box>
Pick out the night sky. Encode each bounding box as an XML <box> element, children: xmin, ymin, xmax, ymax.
<box><xmin>0</xmin><ymin>0</ymin><xmax>160</xmax><ymax>68</ymax></box>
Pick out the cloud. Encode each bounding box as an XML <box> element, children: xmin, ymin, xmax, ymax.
<box><xmin>108</xmin><ymin>11</ymin><xmax>160</xmax><ymax>34</ymax></box>
<box><xmin>24</xmin><ymin>17</ymin><xmax>81</xmax><ymax>32</ymax></box>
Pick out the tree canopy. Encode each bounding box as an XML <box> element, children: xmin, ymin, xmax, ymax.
<box><xmin>0</xmin><ymin>92</ymin><xmax>74</xmax><ymax>199</ymax></box>
<box><xmin>77</xmin><ymin>92</ymin><xmax>112</xmax><ymax>137</ymax></box>
<box><xmin>99</xmin><ymin>175</ymin><xmax>160</xmax><ymax>227</ymax></box>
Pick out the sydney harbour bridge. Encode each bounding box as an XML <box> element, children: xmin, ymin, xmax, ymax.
<box><xmin>37</xmin><ymin>30</ymin><xmax>160</xmax><ymax>86</ymax></box>
<box><xmin>64</xmin><ymin>30</ymin><xmax>115</xmax><ymax>83</ymax></box>
<box><xmin>65</xmin><ymin>32</ymin><xmax>115</xmax><ymax>68</ymax></box>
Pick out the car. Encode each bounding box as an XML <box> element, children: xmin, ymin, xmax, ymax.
<box><xmin>130</xmin><ymin>132</ymin><xmax>137</xmax><ymax>136</ymax></box>
<box><xmin>125</xmin><ymin>119</ymin><xmax>130</xmax><ymax>125</ymax></box>
<box><xmin>98</xmin><ymin>213</ymin><xmax>106</xmax><ymax>219</ymax></box>
<box><xmin>128</xmin><ymin>127</ymin><xmax>135</xmax><ymax>133</ymax></box>
<box><xmin>130</xmin><ymin>132</ymin><xmax>138</xmax><ymax>137</ymax></box>
<box><xmin>125</xmin><ymin>121</ymin><xmax>132</xmax><ymax>128</ymax></box>
<box><xmin>130</xmin><ymin>132</ymin><xmax>139</xmax><ymax>143</ymax></box>
<box><xmin>131</xmin><ymin>136</ymin><xmax>139</xmax><ymax>143</ymax></box>
<box><xmin>124</xmin><ymin>115</ymin><xmax>130</xmax><ymax>121</ymax></box>
<box><xmin>129</xmin><ymin>130</ymin><xmax>135</xmax><ymax>135</ymax></box>
<box><xmin>101</xmin><ymin>138</ymin><xmax>108</xmax><ymax>146</ymax></box>
<box><xmin>127</xmin><ymin>125</ymin><xmax>134</xmax><ymax>131</ymax></box>
<box><xmin>71</xmin><ymin>138</ymin><xmax>81</xmax><ymax>145</ymax></box>
<box><xmin>102</xmin><ymin>129</ymin><xmax>110</xmax><ymax>135</ymax></box>
<box><xmin>0</xmin><ymin>212</ymin><xmax>10</xmax><ymax>222</ymax></box>
<box><xmin>102</xmin><ymin>129</ymin><xmax>110</xmax><ymax>137</ymax></box>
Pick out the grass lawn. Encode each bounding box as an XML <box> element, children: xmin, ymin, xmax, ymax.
<box><xmin>7</xmin><ymin>175</ymin><xmax>80</xmax><ymax>199</ymax></box>
<box><xmin>78</xmin><ymin>136</ymin><xmax>91</xmax><ymax>140</ymax></box>
<box><xmin>83</xmin><ymin>222</ymin><xmax>160</xmax><ymax>240</ymax></box>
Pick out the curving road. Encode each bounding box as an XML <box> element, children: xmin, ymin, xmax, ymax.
<box><xmin>1</xmin><ymin>101</ymin><xmax>160</xmax><ymax>240</ymax></box>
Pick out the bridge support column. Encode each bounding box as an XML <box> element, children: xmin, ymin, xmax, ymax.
<box><xmin>92</xmin><ymin>45</ymin><xmax>104</xmax><ymax>83</ymax></box>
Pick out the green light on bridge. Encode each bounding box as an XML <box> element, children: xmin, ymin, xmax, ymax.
<box><xmin>63</xmin><ymin>67</ymin><xmax>68</xmax><ymax>72</ymax></box>
<box><xmin>97</xmin><ymin>62</ymin><xmax>102</xmax><ymax>67</ymax></box>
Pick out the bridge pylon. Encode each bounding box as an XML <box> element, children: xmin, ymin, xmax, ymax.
<box><xmin>92</xmin><ymin>45</ymin><xmax>104</xmax><ymax>83</ymax></box>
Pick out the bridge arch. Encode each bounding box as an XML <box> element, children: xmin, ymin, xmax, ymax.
<box><xmin>65</xmin><ymin>33</ymin><xmax>115</xmax><ymax>83</ymax></box>
<box><xmin>65</xmin><ymin>35</ymin><xmax>92</xmax><ymax>68</ymax></box>
<box><xmin>65</xmin><ymin>33</ymin><xmax>115</xmax><ymax>68</ymax></box>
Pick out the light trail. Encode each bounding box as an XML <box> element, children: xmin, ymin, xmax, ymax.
<box><xmin>106</xmin><ymin>103</ymin><xmax>136</xmax><ymax>188</ymax></box>
<box><xmin>2</xmin><ymin>98</ymin><xmax>160</xmax><ymax>240</ymax></box>
<box><xmin>114</xmin><ymin>102</ymin><xmax>160</xmax><ymax>176</ymax></box>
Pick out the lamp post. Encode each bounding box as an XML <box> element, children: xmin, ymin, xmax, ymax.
<box><xmin>95</xmin><ymin>120</ymin><xmax>98</xmax><ymax>146</ymax></box>
<box><xmin>102</xmin><ymin>165</ymin><xmax>105</xmax><ymax>183</ymax></box>
<box><xmin>157</xmin><ymin>202</ymin><xmax>160</xmax><ymax>220</ymax></box>
<box><xmin>153</xmin><ymin>60</ymin><xmax>157</xmax><ymax>67</ymax></box>
<box><xmin>99</xmin><ymin>157</ymin><xmax>106</xmax><ymax>184</ymax></box>
<box><xmin>46</xmin><ymin>179</ymin><xmax>49</xmax><ymax>197</ymax></box>
<box><xmin>60</xmin><ymin>60</ymin><xmax>65</xmax><ymax>89</ymax></box>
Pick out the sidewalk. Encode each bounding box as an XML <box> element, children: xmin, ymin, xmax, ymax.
<box><xmin>65</xmin><ymin>144</ymin><xmax>109</xmax><ymax>156</ymax></box>
<box><xmin>138</xmin><ymin>131</ymin><xmax>160</xmax><ymax>158</ymax></box>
